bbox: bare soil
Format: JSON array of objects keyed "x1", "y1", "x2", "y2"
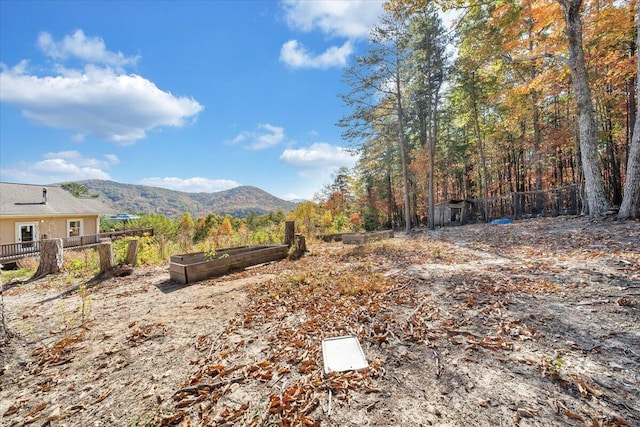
[{"x1": 1, "y1": 216, "x2": 639, "y2": 426}]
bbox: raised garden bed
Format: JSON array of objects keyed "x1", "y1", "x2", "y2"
[
  {"x1": 316, "y1": 233, "x2": 344, "y2": 242},
  {"x1": 342, "y1": 230, "x2": 394, "y2": 245},
  {"x1": 170, "y1": 245, "x2": 288, "y2": 284}
]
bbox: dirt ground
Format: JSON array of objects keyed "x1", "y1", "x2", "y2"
[{"x1": 1, "y1": 216, "x2": 639, "y2": 426}]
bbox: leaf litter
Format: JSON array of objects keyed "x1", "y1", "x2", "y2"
[{"x1": 1, "y1": 216, "x2": 638, "y2": 426}]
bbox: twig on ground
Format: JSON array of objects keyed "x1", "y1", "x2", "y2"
[
  {"x1": 206, "y1": 329, "x2": 227, "y2": 359},
  {"x1": 576, "y1": 299, "x2": 609, "y2": 306},
  {"x1": 383, "y1": 281, "x2": 413, "y2": 295},
  {"x1": 433, "y1": 350, "x2": 441, "y2": 379},
  {"x1": 173, "y1": 376, "x2": 244, "y2": 397},
  {"x1": 406, "y1": 298, "x2": 429, "y2": 322}
]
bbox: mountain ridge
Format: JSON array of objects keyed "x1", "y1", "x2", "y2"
[{"x1": 69, "y1": 180, "x2": 297, "y2": 218}]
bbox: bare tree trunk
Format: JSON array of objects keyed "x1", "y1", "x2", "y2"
[
  {"x1": 386, "y1": 169, "x2": 394, "y2": 228},
  {"x1": 619, "y1": 2, "x2": 640, "y2": 220},
  {"x1": 396, "y1": 65, "x2": 412, "y2": 233},
  {"x1": 428, "y1": 88, "x2": 440, "y2": 230},
  {"x1": 97, "y1": 241, "x2": 114, "y2": 274},
  {"x1": 470, "y1": 73, "x2": 490, "y2": 222},
  {"x1": 428, "y1": 134, "x2": 436, "y2": 230},
  {"x1": 533, "y1": 100, "x2": 544, "y2": 213},
  {"x1": 32, "y1": 239, "x2": 64, "y2": 280},
  {"x1": 559, "y1": 0, "x2": 611, "y2": 215}
]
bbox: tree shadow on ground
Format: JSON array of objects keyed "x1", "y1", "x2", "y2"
[
  {"x1": 33, "y1": 266, "x2": 133, "y2": 305},
  {"x1": 155, "y1": 279, "x2": 187, "y2": 294}
]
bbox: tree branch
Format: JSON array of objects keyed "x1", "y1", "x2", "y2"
[{"x1": 501, "y1": 52, "x2": 568, "y2": 65}]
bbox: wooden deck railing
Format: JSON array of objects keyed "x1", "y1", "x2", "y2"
[{"x1": 0, "y1": 228, "x2": 154, "y2": 264}]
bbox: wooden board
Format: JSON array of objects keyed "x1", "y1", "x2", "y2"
[
  {"x1": 169, "y1": 246, "x2": 257, "y2": 265},
  {"x1": 170, "y1": 245, "x2": 288, "y2": 284},
  {"x1": 317, "y1": 233, "x2": 344, "y2": 242},
  {"x1": 342, "y1": 230, "x2": 394, "y2": 245}
]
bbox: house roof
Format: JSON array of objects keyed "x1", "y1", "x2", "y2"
[{"x1": 0, "y1": 182, "x2": 116, "y2": 217}]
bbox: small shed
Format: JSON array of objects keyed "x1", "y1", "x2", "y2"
[{"x1": 432, "y1": 200, "x2": 474, "y2": 226}]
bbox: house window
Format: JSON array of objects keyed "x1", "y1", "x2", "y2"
[{"x1": 68, "y1": 219, "x2": 83, "y2": 237}]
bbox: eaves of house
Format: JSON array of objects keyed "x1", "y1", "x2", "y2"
[{"x1": 0, "y1": 182, "x2": 115, "y2": 217}]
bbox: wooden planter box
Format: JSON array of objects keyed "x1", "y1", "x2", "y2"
[
  {"x1": 317, "y1": 233, "x2": 344, "y2": 242},
  {"x1": 342, "y1": 230, "x2": 394, "y2": 245},
  {"x1": 170, "y1": 245, "x2": 288, "y2": 284}
]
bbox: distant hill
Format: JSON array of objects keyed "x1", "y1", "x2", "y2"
[{"x1": 69, "y1": 180, "x2": 297, "y2": 218}]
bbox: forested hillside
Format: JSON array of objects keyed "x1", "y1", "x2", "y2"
[
  {"x1": 74, "y1": 180, "x2": 297, "y2": 217},
  {"x1": 318, "y1": 0, "x2": 639, "y2": 232}
]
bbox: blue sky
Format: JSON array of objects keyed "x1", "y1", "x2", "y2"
[{"x1": 0, "y1": 0, "x2": 386, "y2": 201}]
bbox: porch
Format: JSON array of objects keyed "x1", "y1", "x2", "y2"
[{"x1": 0, "y1": 228, "x2": 154, "y2": 264}]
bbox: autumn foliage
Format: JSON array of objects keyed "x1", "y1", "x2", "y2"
[{"x1": 328, "y1": 0, "x2": 639, "y2": 226}]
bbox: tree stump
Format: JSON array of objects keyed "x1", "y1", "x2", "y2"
[
  {"x1": 284, "y1": 221, "x2": 295, "y2": 247},
  {"x1": 97, "y1": 241, "x2": 114, "y2": 273},
  {"x1": 32, "y1": 239, "x2": 63, "y2": 279},
  {"x1": 289, "y1": 234, "x2": 307, "y2": 260},
  {"x1": 125, "y1": 239, "x2": 140, "y2": 266}
]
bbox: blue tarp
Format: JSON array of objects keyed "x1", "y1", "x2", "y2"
[
  {"x1": 490, "y1": 218, "x2": 513, "y2": 225},
  {"x1": 106, "y1": 213, "x2": 140, "y2": 221}
]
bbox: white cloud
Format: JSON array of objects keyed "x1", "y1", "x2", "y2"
[
  {"x1": 71, "y1": 133, "x2": 85, "y2": 142},
  {"x1": 227, "y1": 123, "x2": 286, "y2": 150},
  {"x1": 281, "y1": 193, "x2": 303, "y2": 201},
  {"x1": 254, "y1": 124, "x2": 285, "y2": 149},
  {"x1": 279, "y1": 141, "x2": 358, "y2": 201},
  {"x1": 280, "y1": 142, "x2": 358, "y2": 168},
  {"x1": 279, "y1": 1, "x2": 384, "y2": 70},
  {"x1": 0, "y1": 30, "x2": 203, "y2": 144},
  {"x1": 104, "y1": 154, "x2": 120, "y2": 165},
  {"x1": 42, "y1": 150, "x2": 120, "y2": 169},
  {"x1": 8, "y1": 59, "x2": 29, "y2": 74},
  {"x1": 0, "y1": 65, "x2": 203, "y2": 144},
  {"x1": 280, "y1": 40, "x2": 352, "y2": 69},
  {"x1": 43, "y1": 150, "x2": 81, "y2": 161},
  {"x1": 38, "y1": 30, "x2": 140, "y2": 69},
  {"x1": 230, "y1": 131, "x2": 250, "y2": 145},
  {"x1": 0, "y1": 151, "x2": 118, "y2": 184},
  {"x1": 138, "y1": 177, "x2": 240, "y2": 193},
  {"x1": 282, "y1": 0, "x2": 384, "y2": 39}
]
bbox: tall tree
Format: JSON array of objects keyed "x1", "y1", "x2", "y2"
[
  {"x1": 318, "y1": 166, "x2": 354, "y2": 217},
  {"x1": 451, "y1": 2, "x2": 502, "y2": 222},
  {"x1": 340, "y1": 9, "x2": 414, "y2": 231},
  {"x1": 177, "y1": 212, "x2": 195, "y2": 249},
  {"x1": 60, "y1": 182, "x2": 98, "y2": 198},
  {"x1": 407, "y1": 5, "x2": 449, "y2": 229},
  {"x1": 355, "y1": 125, "x2": 402, "y2": 228},
  {"x1": 495, "y1": 0, "x2": 558, "y2": 213},
  {"x1": 618, "y1": 2, "x2": 640, "y2": 219},
  {"x1": 390, "y1": 0, "x2": 614, "y2": 216},
  {"x1": 219, "y1": 216, "x2": 234, "y2": 236},
  {"x1": 558, "y1": 0, "x2": 611, "y2": 215}
]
